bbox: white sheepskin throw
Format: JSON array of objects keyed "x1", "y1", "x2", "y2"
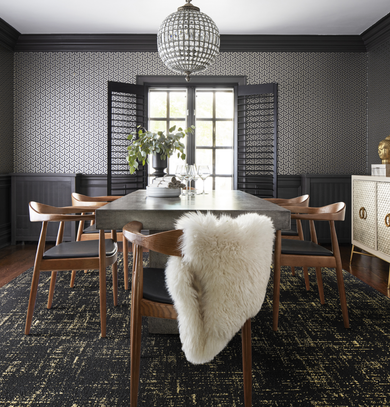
[{"x1": 165, "y1": 211, "x2": 275, "y2": 365}]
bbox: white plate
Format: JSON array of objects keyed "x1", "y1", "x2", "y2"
[{"x1": 146, "y1": 186, "x2": 181, "y2": 198}]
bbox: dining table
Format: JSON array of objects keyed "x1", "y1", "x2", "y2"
[{"x1": 95, "y1": 189, "x2": 291, "y2": 333}]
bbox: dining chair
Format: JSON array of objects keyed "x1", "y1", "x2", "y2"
[
  {"x1": 265, "y1": 195, "x2": 310, "y2": 288},
  {"x1": 71, "y1": 193, "x2": 131, "y2": 290},
  {"x1": 25, "y1": 201, "x2": 118, "y2": 337},
  {"x1": 272, "y1": 202, "x2": 349, "y2": 331},
  {"x1": 123, "y1": 211, "x2": 275, "y2": 406}
]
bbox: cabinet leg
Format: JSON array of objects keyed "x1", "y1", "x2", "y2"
[{"x1": 349, "y1": 245, "x2": 355, "y2": 264}]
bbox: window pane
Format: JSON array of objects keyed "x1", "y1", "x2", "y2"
[
  {"x1": 215, "y1": 177, "x2": 232, "y2": 190},
  {"x1": 149, "y1": 120, "x2": 166, "y2": 133},
  {"x1": 195, "y1": 149, "x2": 213, "y2": 168},
  {"x1": 149, "y1": 92, "x2": 167, "y2": 118},
  {"x1": 216, "y1": 149, "x2": 233, "y2": 175},
  {"x1": 196, "y1": 92, "x2": 213, "y2": 118},
  {"x1": 170, "y1": 92, "x2": 187, "y2": 118},
  {"x1": 216, "y1": 121, "x2": 233, "y2": 146},
  {"x1": 216, "y1": 92, "x2": 234, "y2": 118},
  {"x1": 169, "y1": 120, "x2": 186, "y2": 132},
  {"x1": 195, "y1": 121, "x2": 213, "y2": 147}
]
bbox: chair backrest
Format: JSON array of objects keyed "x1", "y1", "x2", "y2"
[
  {"x1": 29, "y1": 201, "x2": 97, "y2": 223},
  {"x1": 287, "y1": 202, "x2": 345, "y2": 221},
  {"x1": 123, "y1": 221, "x2": 183, "y2": 256},
  {"x1": 71, "y1": 193, "x2": 121, "y2": 207},
  {"x1": 265, "y1": 194, "x2": 309, "y2": 207}
]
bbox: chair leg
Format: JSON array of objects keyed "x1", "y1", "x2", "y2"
[
  {"x1": 47, "y1": 271, "x2": 58, "y2": 309},
  {"x1": 25, "y1": 267, "x2": 41, "y2": 335},
  {"x1": 112, "y1": 262, "x2": 118, "y2": 307},
  {"x1": 335, "y1": 265, "x2": 350, "y2": 328},
  {"x1": 291, "y1": 266, "x2": 295, "y2": 276},
  {"x1": 70, "y1": 270, "x2": 76, "y2": 287},
  {"x1": 123, "y1": 235, "x2": 129, "y2": 290},
  {"x1": 99, "y1": 230, "x2": 107, "y2": 338},
  {"x1": 315, "y1": 267, "x2": 325, "y2": 304},
  {"x1": 273, "y1": 230, "x2": 282, "y2": 331},
  {"x1": 242, "y1": 319, "x2": 252, "y2": 407},
  {"x1": 303, "y1": 267, "x2": 310, "y2": 290}
]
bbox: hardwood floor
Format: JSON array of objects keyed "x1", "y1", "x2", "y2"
[{"x1": 0, "y1": 242, "x2": 389, "y2": 297}]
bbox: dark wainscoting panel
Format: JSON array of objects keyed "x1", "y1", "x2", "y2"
[
  {"x1": 5, "y1": 173, "x2": 351, "y2": 246},
  {"x1": 75, "y1": 174, "x2": 108, "y2": 197},
  {"x1": 0, "y1": 174, "x2": 11, "y2": 248},
  {"x1": 301, "y1": 174, "x2": 351, "y2": 244},
  {"x1": 277, "y1": 175, "x2": 302, "y2": 199},
  {"x1": 11, "y1": 173, "x2": 76, "y2": 244}
]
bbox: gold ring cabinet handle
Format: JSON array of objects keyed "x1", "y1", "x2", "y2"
[
  {"x1": 385, "y1": 214, "x2": 390, "y2": 227},
  {"x1": 359, "y1": 207, "x2": 367, "y2": 220}
]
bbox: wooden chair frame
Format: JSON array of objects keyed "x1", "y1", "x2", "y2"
[
  {"x1": 123, "y1": 221, "x2": 253, "y2": 407},
  {"x1": 273, "y1": 202, "x2": 349, "y2": 331},
  {"x1": 266, "y1": 195, "x2": 311, "y2": 288},
  {"x1": 71, "y1": 193, "x2": 131, "y2": 290},
  {"x1": 25, "y1": 201, "x2": 118, "y2": 338}
]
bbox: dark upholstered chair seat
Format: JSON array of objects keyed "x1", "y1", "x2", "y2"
[
  {"x1": 281, "y1": 229, "x2": 299, "y2": 237},
  {"x1": 43, "y1": 239, "x2": 117, "y2": 259},
  {"x1": 281, "y1": 239, "x2": 333, "y2": 256},
  {"x1": 143, "y1": 268, "x2": 173, "y2": 304}
]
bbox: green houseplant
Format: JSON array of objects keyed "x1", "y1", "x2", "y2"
[{"x1": 126, "y1": 125, "x2": 195, "y2": 174}]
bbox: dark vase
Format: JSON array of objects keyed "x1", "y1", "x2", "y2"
[{"x1": 151, "y1": 154, "x2": 168, "y2": 177}]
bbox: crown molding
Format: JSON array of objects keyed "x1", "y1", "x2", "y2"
[
  {"x1": 220, "y1": 35, "x2": 365, "y2": 52},
  {"x1": 14, "y1": 34, "x2": 158, "y2": 52},
  {"x1": 0, "y1": 18, "x2": 20, "y2": 51},
  {"x1": 13, "y1": 33, "x2": 366, "y2": 53},
  {"x1": 362, "y1": 12, "x2": 390, "y2": 49}
]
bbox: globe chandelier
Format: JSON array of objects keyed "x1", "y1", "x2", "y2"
[{"x1": 157, "y1": 0, "x2": 220, "y2": 82}]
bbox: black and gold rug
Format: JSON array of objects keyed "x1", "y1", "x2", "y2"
[{"x1": 1, "y1": 254, "x2": 389, "y2": 406}]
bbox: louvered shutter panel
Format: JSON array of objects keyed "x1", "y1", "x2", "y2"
[
  {"x1": 236, "y1": 83, "x2": 278, "y2": 198},
  {"x1": 107, "y1": 81, "x2": 147, "y2": 195}
]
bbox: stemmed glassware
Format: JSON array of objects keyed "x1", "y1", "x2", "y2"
[
  {"x1": 197, "y1": 165, "x2": 211, "y2": 194},
  {"x1": 186, "y1": 165, "x2": 197, "y2": 196},
  {"x1": 175, "y1": 165, "x2": 187, "y2": 196}
]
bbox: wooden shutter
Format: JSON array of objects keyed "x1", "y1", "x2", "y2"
[
  {"x1": 107, "y1": 81, "x2": 147, "y2": 195},
  {"x1": 236, "y1": 83, "x2": 278, "y2": 198}
]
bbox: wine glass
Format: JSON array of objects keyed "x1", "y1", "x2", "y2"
[
  {"x1": 175, "y1": 165, "x2": 187, "y2": 196},
  {"x1": 186, "y1": 165, "x2": 197, "y2": 196},
  {"x1": 197, "y1": 165, "x2": 211, "y2": 194}
]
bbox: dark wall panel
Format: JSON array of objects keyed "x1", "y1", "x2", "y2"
[{"x1": 0, "y1": 175, "x2": 11, "y2": 248}]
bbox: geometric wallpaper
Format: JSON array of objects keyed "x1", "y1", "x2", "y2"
[
  {"x1": 367, "y1": 33, "x2": 390, "y2": 168},
  {"x1": 14, "y1": 51, "x2": 368, "y2": 175},
  {"x1": 0, "y1": 45, "x2": 13, "y2": 174}
]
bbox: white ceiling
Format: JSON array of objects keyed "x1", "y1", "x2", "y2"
[{"x1": 0, "y1": 0, "x2": 390, "y2": 36}]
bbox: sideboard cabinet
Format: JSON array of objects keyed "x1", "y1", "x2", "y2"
[{"x1": 351, "y1": 175, "x2": 390, "y2": 287}]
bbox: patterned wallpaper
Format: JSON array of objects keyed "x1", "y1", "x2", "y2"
[
  {"x1": 14, "y1": 51, "x2": 368, "y2": 175},
  {"x1": 367, "y1": 35, "x2": 390, "y2": 168},
  {"x1": 0, "y1": 46, "x2": 13, "y2": 173}
]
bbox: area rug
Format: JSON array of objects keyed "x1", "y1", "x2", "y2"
[{"x1": 1, "y1": 254, "x2": 389, "y2": 406}]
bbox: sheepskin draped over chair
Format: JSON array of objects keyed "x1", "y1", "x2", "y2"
[
  {"x1": 165, "y1": 211, "x2": 275, "y2": 364},
  {"x1": 123, "y1": 211, "x2": 275, "y2": 406}
]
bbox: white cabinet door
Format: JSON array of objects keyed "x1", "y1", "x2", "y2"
[
  {"x1": 353, "y1": 179, "x2": 376, "y2": 250},
  {"x1": 377, "y1": 182, "x2": 390, "y2": 256}
]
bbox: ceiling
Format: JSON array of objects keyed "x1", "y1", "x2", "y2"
[{"x1": 0, "y1": 0, "x2": 390, "y2": 36}]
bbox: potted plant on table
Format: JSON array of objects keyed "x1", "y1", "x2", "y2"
[{"x1": 126, "y1": 125, "x2": 195, "y2": 176}]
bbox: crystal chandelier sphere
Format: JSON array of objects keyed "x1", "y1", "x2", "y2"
[{"x1": 157, "y1": 5, "x2": 220, "y2": 81}]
